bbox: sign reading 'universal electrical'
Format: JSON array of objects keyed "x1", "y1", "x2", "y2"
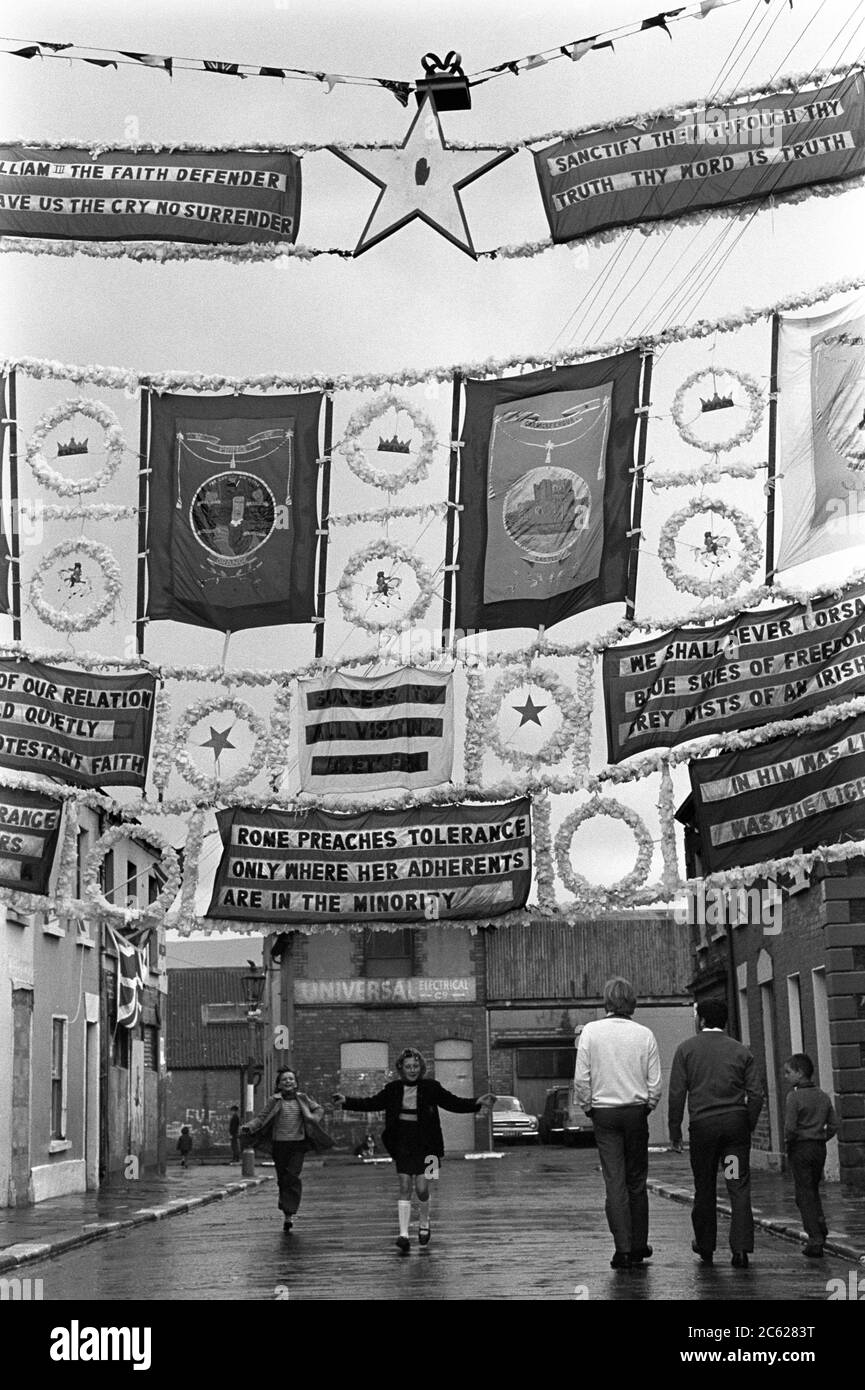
[
  {"x1": 0, "y1": 146, "x2": 301, "y2": 244},
  {"x1": 295, "y1": 977, "x2": 476, "y2": 1005},
  {"x1": 689, "y1": 711, "x2": 865, "y2": 874},
  {"x1": 0, "y1": 659, "x2": 157, "y2": 788},
  {"x1": 603, "y1": 582, "x2": 865, "y2": 762},
  {"x1": 534, "y1": 72, "x2": 865, "y2": 244},
  {"x1": 207, "y1": 799, "x2": 532, "y2": 924},
  {"x1": 0, "y1": 785, "x2": 63, "y2": 894}
]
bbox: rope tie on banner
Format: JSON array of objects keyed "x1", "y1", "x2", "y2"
[
  {"x1": 626, "y1": 528, "x2": 644, "y2": 539},
  {"x1": 450, "y1": 440, "x2": 465, "y2": 451}
]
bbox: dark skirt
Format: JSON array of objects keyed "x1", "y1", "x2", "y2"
[{"x1": 392, "y1": 1120, "x2": 434, "y2": 1176}]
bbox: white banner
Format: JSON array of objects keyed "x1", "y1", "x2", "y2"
[
  {"x1": 777, "y1": 293, "x2": 865, "y2": 572},
  {"x1": 297, "y1": 668, "x2": 454, "y2": 793}
]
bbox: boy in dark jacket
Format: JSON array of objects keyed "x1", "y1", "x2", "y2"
[
  {"x1": 177, "y1": 1126, "x2": 193, "y2": 1168},
  {"x1": 783, "y1": 1053, "x2": 838, "y2": 1258}
]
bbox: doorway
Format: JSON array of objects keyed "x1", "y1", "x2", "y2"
[{"x1": 433, "y1": 1039, "x2": 474, "y2": 1152}]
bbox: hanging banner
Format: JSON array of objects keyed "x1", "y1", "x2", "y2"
[
  {"x1": 603, "y1": 581, "x2": 865, "y2": 761},
  {"x1": 534, "y1": 73, "x2": 865, "y2": 245},
  {"x1": 0, "y1": 658, "x2": 157, "y2": 787},
  {"x1": 145, "y1": 391, "x2": 322, "y2": 633},
  {"x1": 776, "y1": 293, "x2": 865, "y2": 573},
  {"x1": 0, "y1": 146, "x2": 301, "y2": 244},
  {"x1": 689, "y1": 711, "x2": 865, "y2": 873},
  {"x1": 207, "y1": 798, "x2": 532, "y2": 924},
  {"x1": 0, "y1": 373, "x2": 9, "y2": 616},
  {"x1": 298, "y1": 668, "x2": 454, "y2": 792},
  {"x1": 456, "y1": 353, "x2": 642, "y2": 633},
  {"x1": 0, "y1": 784, "x2": 63, "y2": 893}
]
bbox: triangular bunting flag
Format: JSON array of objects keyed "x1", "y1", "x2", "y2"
[{"x1": 122, "y1": 51, "x2": 173, "y2": 75}]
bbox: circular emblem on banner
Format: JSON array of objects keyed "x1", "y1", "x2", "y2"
[
  {"x1": 657, "y1": 497, "x2": 762, "y2": 599},
  {"x1": 189, "y1": 471, "x2": 276, "y2": 568},
  {"x1": 502, "y1": 467, "x2": 590, "y2": 562}
]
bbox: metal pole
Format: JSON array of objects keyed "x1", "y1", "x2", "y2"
[
  {"x1": 764, "y1": 312, "x2": 780, "y2": 586},
  {"x1": 314, "y1": 390, "x2": 334, "y2": 659},
  {"x1": 625, "y1": 352, "x2": 653, "y2": 620},
  {"x1": 441, "y1": 372, "x2": 463, "y2": 649},
  {"x1": 8, "y1": 370, "x2": 21, "y2": 641},
  {"x1": 136, "y1": 387, "x2": 150, "y2": 656}
]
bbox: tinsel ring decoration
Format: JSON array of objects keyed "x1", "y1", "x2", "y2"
[
  {"x1": 26, "y1": 396, "x2": 126, "y2": 495},
  {"x1": 658, "y1": 496, "x2": 762, "y2": 600},
  {"x1": 555, "y1": 797, "x2": 654, "y2": 908},
  {"x1": 671, "y1": 367, "x2": 765, "y2": 454},
  {"x1": 483, "y1": 666, "x2": 585, "y2": 771},
  {"x1": 172, "y1": 695, "x2": 268, "y2": 795},
  {"x1": 82, "y1": 823, "x2": 181, "y2": 924},
  {"x1": 336, "y1": 539, "x2": 435, "y2": 632},
  {"x1": 338, "y1": 392, "x2": 437, "y2": 492},
  {"x1": 29, "y1": 537, "x2": 123, "y2": 633}
]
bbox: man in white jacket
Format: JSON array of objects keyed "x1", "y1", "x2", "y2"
[{"x1": 575, "y1": 977, "x2": 662, "y2": 1269}]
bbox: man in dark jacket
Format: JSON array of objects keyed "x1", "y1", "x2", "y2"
[
  {"x1": 333, "y1": 1047, "x2": 494, "y2": 1253},
  {"x1": 668, "y1": 998, "x2": 764, "y2": 1268}
]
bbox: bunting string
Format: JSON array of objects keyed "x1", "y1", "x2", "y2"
[{"x1": 0, "y1": 0, "x2": 755, "y2": 103}]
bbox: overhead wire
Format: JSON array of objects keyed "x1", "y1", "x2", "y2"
[
  {"x1": 571, "y1": 0, "x2": 785, "y2": 349},
  {"x1": 601, "y1": 2, "x2": 864, "y2": 348}
]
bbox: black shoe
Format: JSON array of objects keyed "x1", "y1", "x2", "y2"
[
  {"x1": 731, "y1": 1252, "x2": 749, "y2": 1269},
  {"x1": 610, "y1": 1251, "x2": 631, "y2": 1269},
  {"x1": 630, "y1": 1245, "x2": 653, "y2": 1264},
  {"x1": 803, "y1": 1244, "x2": 824, "y2": 1258},
  {"x1": 418, "y1": 1227, "x2": 431, "y2": 1246},
  {"x1": 396, "y1": 1236, "x2": 411, "y2": 1254},
  {"x1": 283, "y1": 1219, "x2": 293, "y2": 1232},
  {"x1": 691, "y1": 1240, "x2": 713, "y2": 1265}
]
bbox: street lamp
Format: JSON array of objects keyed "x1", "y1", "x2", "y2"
[{"x1": 240, "y1": 965, "x2": 267, "y2": 1121}]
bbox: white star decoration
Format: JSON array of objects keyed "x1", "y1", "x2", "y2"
[{"x1": 331, "y1": 95, "x2": 513, "y2": 258}]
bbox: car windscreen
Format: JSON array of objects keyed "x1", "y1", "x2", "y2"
[{"x1": 494, "y1": 1098, "x2": 522, "y2": 1111}]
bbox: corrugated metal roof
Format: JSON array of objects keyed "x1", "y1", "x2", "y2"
[
  {"x1": 166, "y1": 967, "x2": 263, "y2": 1069},
  {"x1": 485, "y1": 915, "x2": 693, "y2": 1002}
]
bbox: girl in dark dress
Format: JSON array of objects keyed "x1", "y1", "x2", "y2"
[{"x1": 333, "y1": 1047, "x2": 495, "y2": 1253}]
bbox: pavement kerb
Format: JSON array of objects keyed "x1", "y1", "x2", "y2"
[
  {"x1": 646, "y1": 1178, "x2": 863, "y2": 1264},
  {"x1": 0, "y1": 1174, "x2": 272, "y2": 1275}
]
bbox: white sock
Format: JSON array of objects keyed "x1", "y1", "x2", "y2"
[
  {"x1": 418, "y1": 1196, "x2": 431, "y2": 1230},
  {"x1": 398, "y1": 1200, "x2": 411, "y2": 1237}
]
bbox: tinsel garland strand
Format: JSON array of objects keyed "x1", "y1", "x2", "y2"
[{"x1": 4, "y1": 275, "x2": 863, "y2": 394}]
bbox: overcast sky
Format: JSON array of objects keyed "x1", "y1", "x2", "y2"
[{"x1": 1, "y1": 0, "x2": 863, "y2": 917}]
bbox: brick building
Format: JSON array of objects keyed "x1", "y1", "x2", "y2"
[
  {"x1": 269, "y1": 924, "x2": 488, "y2": 1152},
  {"x1": 485, "y1": 913, "x2": 694, "y2": 1145},
  {"x1": 680, "y1": 803, "x2": 865, "y2": 1193},
  {"x1": 165, "y1": 966, "x2": 263, "y2": 1154}
]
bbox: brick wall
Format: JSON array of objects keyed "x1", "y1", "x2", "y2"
[
  {"x1": 292, "y1": 1003, "x2": 488, "y2": 1151},
  {"x1": 283, "y1": 925, "x2": 488, "y2": 1151},
  {"x1": 824, "y1": 865, "x2": 865, "y2": 1195}
]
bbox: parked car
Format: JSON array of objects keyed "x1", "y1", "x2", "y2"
[
  {"x1": 492, "y1": 1095, "x2": 539, "y2": 1143},
  {"x1": 538, "y1": 1085, "x2": 594, "y2": 1146}
]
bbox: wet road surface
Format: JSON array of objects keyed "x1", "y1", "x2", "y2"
[{"x1": 20, "y1": 1146, "x2": 860, "y2": 1300}]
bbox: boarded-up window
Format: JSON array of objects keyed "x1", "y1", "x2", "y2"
[{"x1": 515, "y1": 1047, "x2": 575, "y2": 1079}]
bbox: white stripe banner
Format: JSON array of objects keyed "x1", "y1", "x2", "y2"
[{"x1": 297, "y1": 668, "x2": 454, "y2": 792}]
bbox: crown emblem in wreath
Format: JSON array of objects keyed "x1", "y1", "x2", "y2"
[
  {"x1": 700, "y1": 392, "x2": 734, "y2": 413},
  {"x1": 377, "y1": 434, "x2": 412, "y2": 453},
  {"x1": 57, "y1": 436, "x2": 90, "y2": 456}
]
